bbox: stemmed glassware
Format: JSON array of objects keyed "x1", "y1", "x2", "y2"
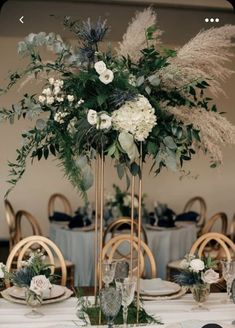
[
  {"x1": 102, "y1": 261, "x2": 116, "y2": 288},
  {"x1": 116, "y1": 277, "x2": 136, "y2": 328},
  {"x1": 100, "y1": 287, "x2": 122, "y2": 328},
  {"x1": 25, "y1": 289, "x2": 44, "y2": 318},
  {"x1": 221, "y1": 260, "x2": 235, "y2": 303}
]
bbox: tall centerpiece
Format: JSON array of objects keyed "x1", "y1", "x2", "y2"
[{"x1": 1, "y1": 8, "x2": 235, "y2": 321}]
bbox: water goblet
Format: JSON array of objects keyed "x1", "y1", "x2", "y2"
[
  {"x1": 221, "y1": 260, "x2": 235, "y2": 303},
  {"x1": 25, "y1": 289, "x2": 44, "y2": 318},
  {"x1": 116, "y1": 277, "x2": 136, "y2": 328},
  {"x1": 100, "y1": 287, "x2": 122, "y2": 328},
  {"x1": 102, "y1": 261, "x2": 116, "y2": 288}
]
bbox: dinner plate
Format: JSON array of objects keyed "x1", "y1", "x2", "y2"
[
  {"x1": 166, "y1": 321, "x2": 231, "y2": 328},
  {"x1": 141, "y1": 286, "x2": 187, "y2": 301},
  {"x1": 145, "y1": 224, "x2": 180, "y2": 231},
  {"x1": 140, "y1": 278, "x2": 181, "y2": 296},
  {"x1": 8, "y1": 284, "x2": 65, "y2": 300},
  {"x1": 1, "y1": 286, "x2": 73, "y2": 305}
]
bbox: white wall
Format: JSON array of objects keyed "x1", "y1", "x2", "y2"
[{"x1": 0, "y1": 1, "x2": 235, "y2": 239}]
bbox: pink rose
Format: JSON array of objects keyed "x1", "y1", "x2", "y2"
[{"x1": 202, "y1": 269, "x2": 220, "y2": 284}]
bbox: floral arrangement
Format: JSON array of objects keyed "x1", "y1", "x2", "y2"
[
  {"x1": 105, "y1": 184, "x2": 146, "y2": 218},
  {"x1": 4, "y1": 251, "x2": 54, "y2": 300},
  {"x1": 1, "y1": 8, "x2": 235, "y2": 200},
  {"x1": 175, "y1": 255, "x2": 219, "y2": 287}
]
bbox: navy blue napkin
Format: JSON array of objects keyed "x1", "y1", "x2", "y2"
[
  {"x1": 49, "y1": 211, "x2": 72, "y2": 222},
  {"x1": 175, "y1": 211, "x2": 199, "y2": 222}
]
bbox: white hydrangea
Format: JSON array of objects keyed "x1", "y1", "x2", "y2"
[
  {"x1": 67, "y1": 117, "x2": 78, "y2": 134},
  {"x1": 54, "y1": 111, "x2": 68, "y2": 124},
  {"x1": 112, "y1": 95, "x2": 157, "y2": 141},
  {"x1": 46, "y1": 96, "x2": 54, "y2": 105}
]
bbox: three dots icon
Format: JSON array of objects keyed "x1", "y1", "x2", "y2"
[{"x1": 205, "y1": 18, "x2": 220, "y2": 23}]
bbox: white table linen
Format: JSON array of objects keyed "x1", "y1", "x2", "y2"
[
  {"x1": 49, "y1": 223, "x2": 197, "y2": 286},
  {"x1": 0, "y1": 293, "x2": 234, "y2": 327}
]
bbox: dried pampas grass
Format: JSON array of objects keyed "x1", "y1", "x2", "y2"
[
  {"x1": 166, "y1": 106, "x2": 235, "y2": 163},
  {"x1": 158, "y1": 25, "x2": 235, "y2": 96},
  {"x1": 116, "y1": 7, "x2": 162, "y2": 63}
]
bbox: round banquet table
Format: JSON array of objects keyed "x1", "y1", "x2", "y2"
[{"x1": 49, "y1": 222, "x2": 197, "y2": 286}]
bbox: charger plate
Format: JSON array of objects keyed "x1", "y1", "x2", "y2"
[
  {"x1": 141, "y1": 287, "x2": 187, "y2": 301},
  {"x1": 9, "y1": 284, "x2": 65, "y2": 300},
  {"x1": 140, "y1": 279, "x2": 181, "y2": 296},
  {"x1": 1, "y1": 286, "x2": 73, "y2": 305}
]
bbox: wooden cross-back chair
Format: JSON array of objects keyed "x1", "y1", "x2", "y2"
[
  {"x1": 4, "y1": 199, "x2": 17, "y2": 251},
  {"x1": 103, "y1": 217, "x2": 148, "y2": 246},
  {"x1": 101, "y1": 234, "x2": 157, "y2": 279},
  {"x1": 5, "y1": 235, "x2": 67, "y2": 288},
  {"x1": 202, "y1": 212, "x2": 228, "y2": 235},
  {"x1": 183, "y1": 196, "x2": 207, "y2": 233},
  {"x1": 48, "y1": 193, "x2": 73, "y2": 218},
  {"x1": 15, "y1": 210, "x2": 43, "y2": 243}
]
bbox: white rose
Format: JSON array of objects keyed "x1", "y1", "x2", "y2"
[
  {"x1": 190, "y1": 259, "x2": 205, "y2": 272},
  {"x1": 99, "y1": 69, "x2": 114, "y2": 85},
  {"x1": 38, "y1": 95, "x2": 46, "y2": 103},
  {"x1": 67, "y1": 95, "x2": 74, "y2": 102},
  {"x1": 30, "y1": 275, "x2": 52, "y2": 297},
  {"x1": 133, "y1": 196, "x2": 139, "y2": 208},
  {"x1": 123, "y1": 195, "x2": 131, "y2": 207},
  {"x1": 42, "y1": 88, "x2": 52, "y2": 96},
  {"x1": 98, "y1": 113, "x2": 112, "y2": 130},
  {"x1": 94, "y1": 60, "x2": 107, "y2": 75},
  {"x1": 48, "y1": 77, "x2": 55, "y2": 85},
  {"x1": 202, "y1": 269, "x2": 220, "y2": 284},
  {"x1": 0, "y1": 262, "x2": 5, "y2": 279},
  {"x1": 87, "y1": 109, "x2": 98, "y2": 125},
  {"x1": 46, "y1": 96, "x2": 54, "y2": 105}
]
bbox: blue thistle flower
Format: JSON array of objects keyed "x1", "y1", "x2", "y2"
[
  {"x1": 79, "y1": 18, "x2": 108, "y2": 44},
  {"x1": 110, "y1": 89, "x2": 138, "y2": 108}
]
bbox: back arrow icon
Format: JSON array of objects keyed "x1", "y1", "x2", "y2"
[{"x1": 19, "y1": 16, "x2": 24, "y2": 24}]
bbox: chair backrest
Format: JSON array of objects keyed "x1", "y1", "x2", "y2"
[
  {"x1": 189, "y1": 232, "x2": 235, "y2": 261},
  {"x1": 15, "y1": 210, "x2": 43, "y2": 243},
  {"x1": 102, "y1": 234, "x2": 156, "y2": 278},
  {"x1": 229, "y1": 214, "x2": 235, "y2": 242},
  {"x1": 202, "y1": 212, "x2": 228, "y2": 235},
  {"x1": 5, "y1": 235, "x2": 67, "y2": 287},
  {"x1": 48, "y1": 193, "x2": 73, "y2": 218},
  {"x1": 103, "y1": 217, "x2": 148, "y2": 246},
  {"x1": 183, "y1": 196, "x2": 207, "y2": 228},
  {"x1": 4, "y1": 199, "x2": 17, "y2": 251}
]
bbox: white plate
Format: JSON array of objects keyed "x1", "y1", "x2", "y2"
[
  {"x1": 1, "y1": 286, "x2": 73, "y2": 305},
  {"x1": 8, "y1": 284, "x2": 65, "y2": 300},
  {"x1": 140, "y1": 278, "x2": 181, "y2": 296},
  {"x1": 141, "y1": 287, "x2": 187, "y2": 301},
  {"x1": 145, "y1": 224, "x2": 179, "y2": 231}
]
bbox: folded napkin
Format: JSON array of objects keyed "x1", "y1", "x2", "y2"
[
  {"x1": 68, "y1": 214, "x2": 91, "y2": 229},
  {"x1": 175, "y1": 211, "x2": 199, "y2": 222},
  {"x1": 140, "y1": 278, "x2": 176, "y2": 295},
  {"x1": 49, "y1": 211, "x2": 72, "y2": 222}
]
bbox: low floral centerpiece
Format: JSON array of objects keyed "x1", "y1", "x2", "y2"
[
  {"x1": 4, "y1": 251, "x2": 54, "y2": 308},
  {"x1": 105, "y1": 184, "x2": 146, "y2": 219},
  {"x1": 176, "y1": 255, "x2": 219, "y2": 309}
]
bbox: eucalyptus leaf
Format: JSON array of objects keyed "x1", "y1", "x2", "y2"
[
  {"x1": 118, "y1": 132, "x2": 139, "y2": 162},
  {"x1": 163, "y1": 136, "x2": 177, "y2": 150}
]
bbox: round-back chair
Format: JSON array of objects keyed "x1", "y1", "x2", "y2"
[
  {"x1": 5, "y1": 235, "x2": 67, "y2": 287},
  {"x1": 103, "y1": 217, "x2": 148, "y2": 246},
  {"x1": 102, "y1": 234, "x2": 156, "y2": 279},
  {"x1": 183, "y1": 196, "x2": 207, "y2": 231},
  {"x1": 48, "y1": 193, "x2": 73, "y2": 218},
  {"x1": 190, "y1": 232, "x2": 235, "y2": 260},
  {"x1": 15, "y1": 210, "x2": 43, "y2": 243},
  {"x1": 4, "y1": 199, "x2": 17, "y2": 251},
  {"x1": 229, "y1": 214, "x2": 235, "y2": 242},
  {"x1": 202, "y1": 212, "x2": 228, "y2": 235}
]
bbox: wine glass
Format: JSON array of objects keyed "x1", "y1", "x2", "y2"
[
  {"x1": 25, "y1": 289, "x2": 44, "y2": 318},
  {"x1": 100, "y1": 287, "x2": 122, "y2": 328},
  {"x1": 102, "y1": 261, "x2": 116, "y2": 288},
  {"x1": 221, "y1": 260, "x2": 235, "y2": 303},
  {"x1": 115, "y1": 277, "x2": 136, "y2": 328}
]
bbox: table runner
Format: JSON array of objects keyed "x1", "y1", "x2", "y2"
[{"x1": 0, "y1": 293, "x2": 234, "y2": 327}]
